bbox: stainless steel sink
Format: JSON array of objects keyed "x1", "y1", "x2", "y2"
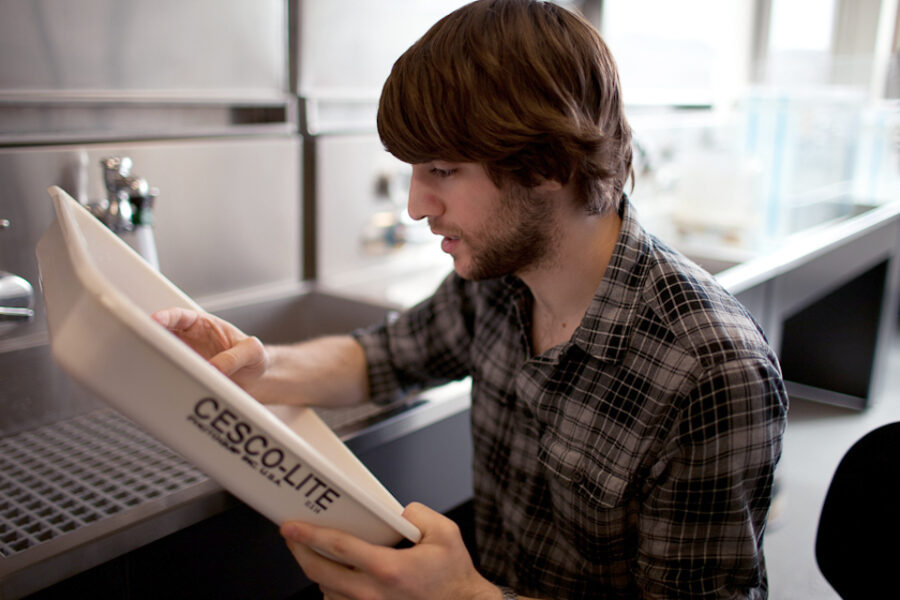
[
  {"x1": 787, "y1": 200, "x2": 877, "y2": 233},
  {"x1": 0, "y1": 289, "x2": 401, "y2": 438},
  {"x1": 210, "y1": 288, "x2": 396, "y2": 346},
  {"x1": 0, "y1": 288, "x2": 463, "y2": 598},
  {"x1": 673, "y1": 201, "x2": 881, "y2": 279},
  {"x1": 210, "y1": 289, "x2": 425, "y2": 436},
  {"x1": 684, "y1": 255, "x2": 742, "y2": 276}
]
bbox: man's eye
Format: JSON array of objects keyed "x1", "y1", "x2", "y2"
[{"x1": 430, "y1": 167, "x2": 456, "y2": 178}]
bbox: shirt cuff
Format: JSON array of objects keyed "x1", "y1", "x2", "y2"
[{"x1": 351, "y1": 323, "x2": 411, "y2": 406}]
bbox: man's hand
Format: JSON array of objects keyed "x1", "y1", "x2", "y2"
[
  {"x1": 152, "y1": 307, "x2": 268, "y2": 390},
  {"x1": 281, "y1": 502, "x2": 501, "y2": 600}
]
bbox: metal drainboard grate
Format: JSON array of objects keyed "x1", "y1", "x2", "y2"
[{"x1": 0, "y1": 409, "x2": 207, "y2": 558}]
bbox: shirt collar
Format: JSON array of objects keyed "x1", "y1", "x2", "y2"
[{"x1": 571, "y1": 195, "x2": 653, "y2": 363}]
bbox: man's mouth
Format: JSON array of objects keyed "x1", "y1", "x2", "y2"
[
  {"x1": 429, "y1": 221, "x2": 462, "y2": 254},
  {"x1": 440, "y1": 235, "x2": 461, "y2": 254}
]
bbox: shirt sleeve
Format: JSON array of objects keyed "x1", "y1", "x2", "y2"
[
  {"x1": 634, "y1": 356, "x2": 788, "y2": 598},
  {"x1": 351, "y1": 272, "x2": 475, "y2": 405}
]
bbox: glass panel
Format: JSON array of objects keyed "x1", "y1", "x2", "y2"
[{"x1": 601, "y1": 0, "x2": 749, "y2": 106}]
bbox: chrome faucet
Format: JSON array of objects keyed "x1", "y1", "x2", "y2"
[
  {"x1": 98, "y1": 157, "x2": 137, "y2": 233},
  {"x1": 85, "y1": 157, "x2": 160, "y2": 269},
  {"x1": 0, "y1": 218, "x2": 35, "y2": 334}
]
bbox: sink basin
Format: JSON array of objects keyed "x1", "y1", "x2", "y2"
[
  {"x1": 209, "y1": 289, "x2": 421, "y2": 435},
  {"x1": 668, "y1": 200, "x2": 881, "y2": 279},
  {"x1": 684, "y1": 255, "x2": 742, "y2": 275},
  {"x1": 787, "y1": 200, "x2": 877, "y2": 233},
  {"x1": 211, "y1": 289, "x2": 395, "y2": 346}
]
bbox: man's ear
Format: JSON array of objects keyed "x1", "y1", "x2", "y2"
[{"x1": 535, "y1": 178, "x2": 563, "y2": 192}]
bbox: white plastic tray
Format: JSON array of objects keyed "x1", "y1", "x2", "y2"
[{"x1": 36, "y1": 186, "x2": 421, "y2": 547}]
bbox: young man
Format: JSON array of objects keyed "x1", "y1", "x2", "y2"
[{"x1": 155, "y1": 1, "x2": 788, "y2": 598}]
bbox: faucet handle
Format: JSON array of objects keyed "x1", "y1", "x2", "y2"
[
  {"x1": 126, "y1": 179, "x2": 159, "y2": 227},
  {"x1": 0, "y1": 273, "x2": 35, "y2": 331},
  {"x1": 0, "y1": 218, "x2": 34, "y2": 335},
  {"x1": 101, "y1": 156, "x2": 133, "y2": 196},
  {"x1": 101, "y1": 156, "x2": 132, "y2": 177},
  {"x1": 96, "y1": 157, "x2": 160, "y2": 232},
  {"x1": 0, "y1": 306, "x2": 35, "y2": 321},
  {"x1": 0, "y1": 218, "x2": 35, "y2": 331}
]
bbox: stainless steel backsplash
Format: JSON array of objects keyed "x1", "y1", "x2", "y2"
[
  {"x1": 0, "y1": 137, "x2": 302, "y2": 435},
  {"x1": 0, "y1": 0, "x2": 286, "y2": 99}
]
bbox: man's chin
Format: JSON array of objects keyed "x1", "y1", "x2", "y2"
[
  {"x1": 452, "y1": 261, "x2": 512, "y2": 282},
  {"x1": 451, "y1": 262, "x2": 474, "y2": 281},
  {"x1": 451, "y1": 261, "x2": 478, "y2": 281}
]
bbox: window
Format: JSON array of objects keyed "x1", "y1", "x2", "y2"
[{"x1": 598, "y1": 0, "x2": 753, "y2": 107}]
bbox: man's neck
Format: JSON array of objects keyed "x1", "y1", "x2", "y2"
[{"x1": 519, "y1": 208, "x2": 622, "y2": 355}]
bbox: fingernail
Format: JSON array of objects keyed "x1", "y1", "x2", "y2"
[{"x1": 281, "y1": 521, "x2": 306, "y2": 541}]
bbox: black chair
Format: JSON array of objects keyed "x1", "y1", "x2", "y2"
[{"x1": 815, "y1": 421, "x2": 900, "y2": 599}]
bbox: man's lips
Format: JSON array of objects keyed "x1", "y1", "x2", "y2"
[
  {"x1": 439, "y1": 234, "x2": 461, "y2": 254},
  {"x1": 430, "y1": 221, "x2": 462, "y2": 254}
]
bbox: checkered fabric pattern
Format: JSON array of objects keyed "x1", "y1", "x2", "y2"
[{"x1": 354, "y1": 198, "x2": 788, "y2": 599}]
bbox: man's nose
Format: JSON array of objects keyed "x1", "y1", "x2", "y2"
[{"x1": 407, "y1": 170, "x2": 444, "y2": 221}]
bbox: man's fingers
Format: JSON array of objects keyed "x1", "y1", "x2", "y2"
[
  {"x1": 209, "y1": 335, "x2": 265, "y2": 377},
  {"x1": 281, "y1": 522, "x2": 384, "y2": 598},
  {"x1": 402, "y1": 501, "x2": 459, "y2": 542},
  {"x1": 151, "y1": 307, "x2": 199, "y2": 332},
  {"x1": 401, "y1": 501, "x2": 439, "y2": 526},
  {"x1": 281, "y1": 521, "x2": 390, "y2": 573},
  {"x1": 283, "y1": 538, "x2": 353, "y2": 586}
]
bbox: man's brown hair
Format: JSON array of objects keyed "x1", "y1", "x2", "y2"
[{"x1": 377, "y1": 0, "x2": 633, "y2": 214}]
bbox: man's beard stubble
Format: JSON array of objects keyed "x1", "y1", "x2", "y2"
[{"x1": 444, "y1": 184, "x2": 559, "y2": 281}]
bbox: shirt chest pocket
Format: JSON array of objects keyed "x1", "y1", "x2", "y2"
[{"x1": 537, "y1": 432, "x2": 636, "y2": 563}]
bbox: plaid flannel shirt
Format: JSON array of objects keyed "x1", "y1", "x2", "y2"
[{"x1": 354, "y1": 198, "x2": 788, "y2": 599}]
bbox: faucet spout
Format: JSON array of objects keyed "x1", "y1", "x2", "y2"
[{"x1": 88, "y1": 157, "x2": 160, "y2": 270}]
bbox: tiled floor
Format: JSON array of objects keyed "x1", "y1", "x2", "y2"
[{"x1": 765, "y1": 325, "x2": 900, "y2": 598}]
